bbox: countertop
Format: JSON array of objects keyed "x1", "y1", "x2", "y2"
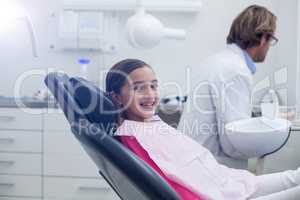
[
  {"x1": 0, "y1": 96, "x2": 58, "y2": 109},
  {"x1": 1, "y1": 97, "x2": 300, "y2": 132},
  {"x1": 291, "y1": 120, "x2": 300, "y2": 131}
]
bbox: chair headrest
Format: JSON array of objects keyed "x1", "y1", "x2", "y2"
[{"x1": 69, "y1": 77, "x2": 118, "y2": 133}]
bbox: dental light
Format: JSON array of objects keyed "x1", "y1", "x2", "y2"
[
  {"x1": 0, "y1": 1, "x2": 38, "y2": 57},
  {"x1": 125, "y1": 0, "x2": 186, "y2": 49}
]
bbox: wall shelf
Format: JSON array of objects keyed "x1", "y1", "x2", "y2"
[{"x1": 62, "y1": 0, "x2": 202, "y2": 13}]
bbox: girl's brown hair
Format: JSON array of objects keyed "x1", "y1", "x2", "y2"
[{"x1": 106, "y1": 59, "x2": 150, "y2": 94}]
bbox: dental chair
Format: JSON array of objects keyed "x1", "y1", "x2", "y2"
[{"x1": 44, "y1": 73, "x2": 205, "y2": 200}]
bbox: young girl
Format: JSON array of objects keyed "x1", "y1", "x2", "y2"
[{"x1": 106, "y1": 59, "x2": 300, "y2": 200}]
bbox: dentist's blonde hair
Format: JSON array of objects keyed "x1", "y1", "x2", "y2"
[{"x1": 227, "y1": 5, "x2": 277, "y2": 49}]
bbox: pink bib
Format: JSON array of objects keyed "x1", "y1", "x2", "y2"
[{"x1": 116, "y1": 136, "x2": 206, "y2": 200}]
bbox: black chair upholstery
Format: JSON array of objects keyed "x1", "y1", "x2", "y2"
[
  {"x1": 69, "y1": 77, "x2": 118, "y2": 134},
  {"x1": 44, "y1": 72, "x2": 181, "y2": 200}
]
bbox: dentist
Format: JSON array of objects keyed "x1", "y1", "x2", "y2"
[{"x1": 181, "y1": 5, "x2": 279, "y2": 169}]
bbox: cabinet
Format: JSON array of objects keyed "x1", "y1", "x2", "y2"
[
  {"x1": 0, "y1": 108, "x2": 119, "y2": 200},
  {"x1": 0, "y1": 108, "x2": 42, "y2": 199}
]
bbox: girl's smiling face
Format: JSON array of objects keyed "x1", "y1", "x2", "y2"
[{"x1": 115, "y1": 66, "x2": 159, "y2": 121}]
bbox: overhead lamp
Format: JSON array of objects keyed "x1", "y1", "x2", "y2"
[
  {"x1": 0, "y1": 1, "x2": 38, "y2": 57},
  {"x1": 125, "y1": 0, "x2": 186, "y2": 49}
]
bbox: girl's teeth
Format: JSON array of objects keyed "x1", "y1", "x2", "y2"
[{"x1": 141, "y1": 103, "x2": 153, "y2": 106}]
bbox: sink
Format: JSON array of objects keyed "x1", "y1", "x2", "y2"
[{"x1": 225, "y1": 117, "x2": 291, "y2": 158}]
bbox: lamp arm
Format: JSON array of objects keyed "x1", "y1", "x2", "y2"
[
  {"x1": 135, "y1": 0, "x2": 145, "y2": 14},
  {"x1": 163, "y1": 28, "x2": 186, "y2": 40},
  {"x1": 22, "y1": 15, "x2": 38, "y2": 57},
  {"x1": 136, "y1": 0, "x2": 142, "y2": 8}
]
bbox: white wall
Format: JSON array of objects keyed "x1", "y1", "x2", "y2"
[
  {"x1": 102, "y1": 0, "x2": 280, "y2": 99},
  {"x1": 252, "y1": 0, "x2": 298, "y2": 107},
  {"x1": 297, "y1": 0, "x2": 300, "y2": 114},
  {"x1": 0, "y1": 0, "x2": 295, "y2": 105},
  {"x1": 0, "y1": 0, "x2": 104, "y2": 97}
]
